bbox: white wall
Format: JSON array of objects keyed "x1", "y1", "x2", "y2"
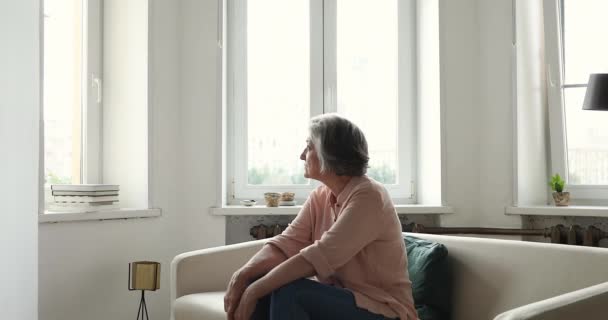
[
  {"x1": 103, "y1": 0, "x2": 149, "y2": 208},
  {"x1": 438, "y1": 0, "x2": 523, "y2": 228},
  {"x1": 0, "y1": 1, "x2": 40, "y2": 319},
  {"x1": 477, "y1": 0, "x2": 521, "y2": 228},
  {"x1": 439, "y1": 0, "x2": 482, "y2": 227},
  {"x1": 178, "y1": 0, "x2": 227, "y2": 250}
]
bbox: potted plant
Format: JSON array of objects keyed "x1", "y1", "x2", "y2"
[{"x1": 549, "y1": 173, "x2": 570, "y2": 206}]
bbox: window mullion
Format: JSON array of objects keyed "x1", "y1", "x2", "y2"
[
  {"x1": 230, "y1": 0, "x2": 249, "y2": 201},
  {"x1": 307, "y1": 0, "x2": 325, "y2": 192},
  {"x1": 82, "y1": 0, "x2": 103, "y2": 184},
  {"x1": 543, "y1": 0, "x2": 568, "y2": 182},
  {"x1": 398, "y1": 0, "x2": 416, "y2": 201},
  {"x1": 323, "y1": 0, "x2": 337, "y2": 114},
  {"x1": 310, "y1": 0, "x2": 324, "y2": 117}
]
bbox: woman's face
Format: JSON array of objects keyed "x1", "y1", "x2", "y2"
[{"x1": 300, "y1": 139, "x2": 321, "y2": 179}]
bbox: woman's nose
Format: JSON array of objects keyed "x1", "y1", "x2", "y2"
[{"x1": 300, "y1": 148, "x2": 306, "y2": 160}]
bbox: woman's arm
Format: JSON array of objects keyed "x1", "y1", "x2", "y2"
[
  {"x1": 249, "y1": 253, "x2": 315, "y2": 298},
  {"x1": 239, "y1": 243, "x2": 288, "y2": 279},
  {"x1": 224, "y1": 244, "x2": 287, "y2": 319}
]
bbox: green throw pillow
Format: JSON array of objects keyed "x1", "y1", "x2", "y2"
[{"x1": 404, "y1": 234, "x2": 452, "y2": 320}]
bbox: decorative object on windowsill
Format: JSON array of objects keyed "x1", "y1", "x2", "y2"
[
  {"x1": 549, "y1": 173, "x2": 569, "y2": 206},
  {"x1": 582, "y1": 73, "x2": 608, "y2": 111},
  {"x1": 48, "y1": 184, "x2": 120, "y2": 212},
  {"x1": 129, "y1": 261, "x2": 160, "y2": 320},
  {"x1": 279, "y1": 192, "x2": 296, "y2": 206},
  {"x1": 240, "y1": 199, "x2": 256, "y2": 207},
  {"x1": 263, "y1": 192, "x2": 281, "y2": 207}
]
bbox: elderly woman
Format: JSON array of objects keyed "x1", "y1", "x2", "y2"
[{"x1": 224, "y1": 114, "x2": 417, "y2": 320}]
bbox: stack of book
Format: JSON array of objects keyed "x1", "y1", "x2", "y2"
[{"x1": 48, "y1": 184, "x2": 120, "y2": 212}]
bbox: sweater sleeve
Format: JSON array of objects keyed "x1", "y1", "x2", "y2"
[
  {"x1": 299, "y1": 188, "x2": 386, "y2": 280},
  {"x1": 265, "y1": 192, "x2": 316, "y2": 258}
]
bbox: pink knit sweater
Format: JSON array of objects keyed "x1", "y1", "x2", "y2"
[{"x1": 266, "y1": 175, "x2": 418, "y2": 320}]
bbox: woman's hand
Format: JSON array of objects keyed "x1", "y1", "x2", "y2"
[
  {"x1": 233, "y1": 286, "x2": 259, "y2": 320},
  {"x1": 224, "y1": 269, "x2": 249, "y2": 320}
]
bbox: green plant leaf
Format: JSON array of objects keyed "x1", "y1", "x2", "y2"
[{"x1": 549, "y1": 173, "x2": 565, "y2": 192}]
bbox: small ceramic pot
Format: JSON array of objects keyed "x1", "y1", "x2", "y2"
[
  {"x1": 281, "y1": 192, "x2": 295, "y2": 201},
  {"x1": 552, "y1": 192, "x2": 570, "y2": 206},
  {"x1": 240, "y1": 199, "x2": 256, "y2": 207},
  {"x1": 264, "y1": 192, "x2": 281, "y2": 207}
]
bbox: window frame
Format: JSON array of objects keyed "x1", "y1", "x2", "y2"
[
  {"x1": 42, "y1": 0, "x2": 103, "y2": 187},
  {"x1": 544, "y1": 0, "x2": 608, "y2": 201},
  {"x1": 226, "y1": 0, "x2": 417, "y2": 204},
  {"x1": 81, "y1": 0, "x2": 103, "y2": 184}
]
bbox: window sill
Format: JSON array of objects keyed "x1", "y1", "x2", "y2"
[
  {"x1": 210, "y1": 205, "x2": 453, "y2": 216},
  {"x1": 505, "y1": 205, "x2": 608, "y2": 218},
  {"x1": 39, "y1": 208, "x2": 162, "y2": 224}
]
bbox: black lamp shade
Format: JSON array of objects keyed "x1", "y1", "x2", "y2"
[{"x1": 583, "y1": 74, "x2": 608, "y2": 110}]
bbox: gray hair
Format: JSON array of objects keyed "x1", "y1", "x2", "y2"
[{"x1": 309, "y1": 114, "x2": 369, "y2": 176}]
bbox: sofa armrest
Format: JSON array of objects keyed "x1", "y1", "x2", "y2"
[
  {"x1": 170, "y1": 239, "x2": 267, "y2": 301},
  {"x1": 494, "y1": 281, "x2": 608, "y2": 320}
]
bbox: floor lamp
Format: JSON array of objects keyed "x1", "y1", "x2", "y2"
[
  {"x1": 583, "y1": 74, "x2": 608, "y2": 111},
  {"x1": 129, "y1": 261, "x2": 161, "y2": 320}
]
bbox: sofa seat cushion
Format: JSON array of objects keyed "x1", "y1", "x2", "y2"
[
  {"x1": 174, "y1": 291, "x2": 226, "y2": 320},
  {"x1": 404, "y1": 234, "x2": 452, "y2": 320}
]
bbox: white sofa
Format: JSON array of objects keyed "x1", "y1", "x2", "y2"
[{"x1": 171, "y1": 233, "x2": 608, "y2": 320}]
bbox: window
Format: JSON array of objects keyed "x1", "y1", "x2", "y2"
[
  {"x1": 546, "y1": 0, "x2": 608, "y2": 200},
  {"x1": 43, "y1": 0, "x2": 102, "y2": 186},
  {"x1": 227, "y1": 0, "x2": 416, "y2": 203},
  {"x1": 42, "y1": 0, "x2": 150, "y2": 210}
]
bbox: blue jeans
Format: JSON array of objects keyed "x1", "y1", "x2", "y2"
[{"x1": 251, "y1": 278, "x2": 398, "y2": 320}]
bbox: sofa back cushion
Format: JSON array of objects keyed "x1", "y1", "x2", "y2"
[{"x1": 404, "y1": 234, "x2": 452, "y2": 320}]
